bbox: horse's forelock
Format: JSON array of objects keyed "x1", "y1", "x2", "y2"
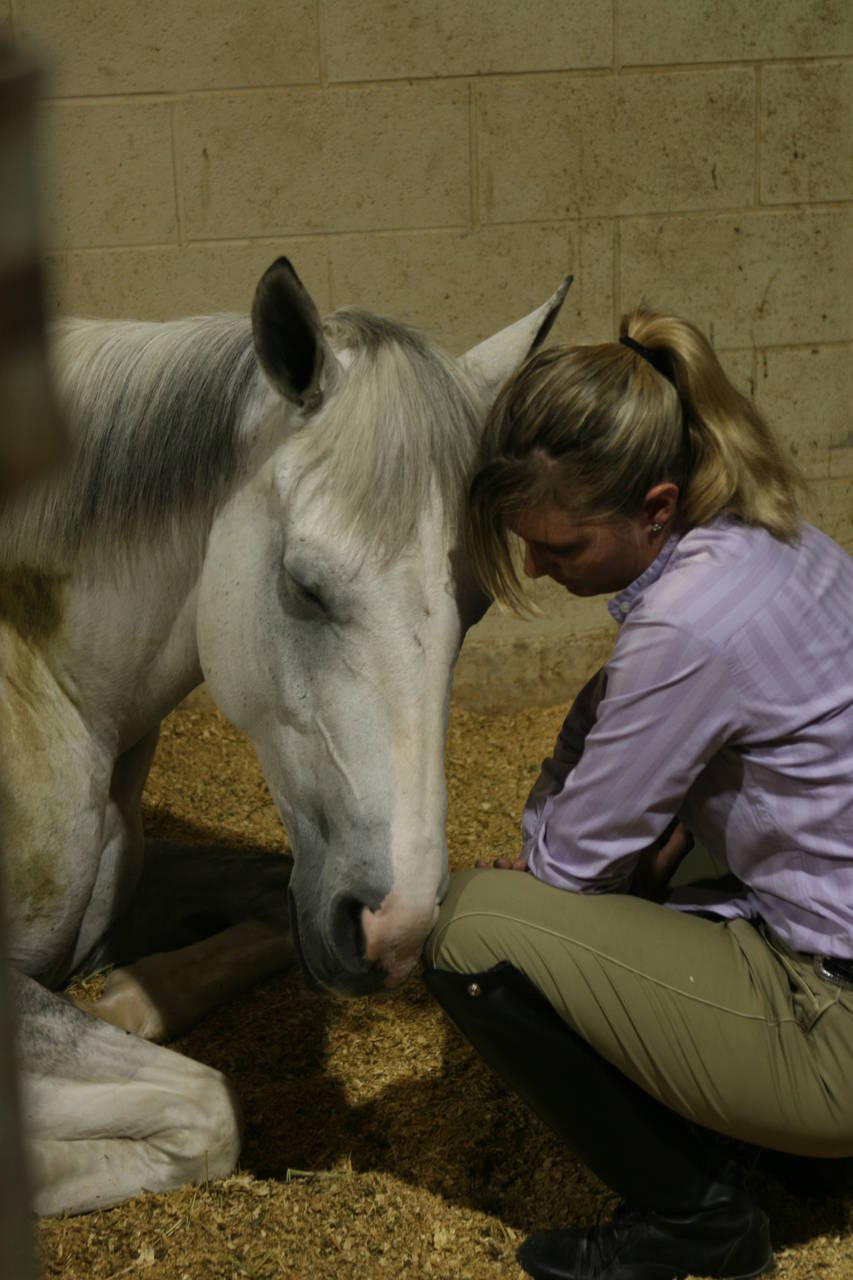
[{"x1": 290, "y1": 309, "x2": 484, "y2": 558}]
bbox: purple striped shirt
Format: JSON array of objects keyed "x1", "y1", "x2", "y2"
[{"x1": 522, "y1": 517, "x2": 853, "y2": 958}]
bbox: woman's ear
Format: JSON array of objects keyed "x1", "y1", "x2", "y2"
[{"x1": 643, "y1": 482, "x2": 680, "y2": 532}]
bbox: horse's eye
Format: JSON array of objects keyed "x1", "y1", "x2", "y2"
[{"x1": 285, "y1": 570, "x2": 327, "y2": 614}]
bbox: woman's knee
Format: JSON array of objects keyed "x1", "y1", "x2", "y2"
[
  {"x1": 424, "y1": 867, "x2": 486, "y2": 971},
  {"x1": 424, "y1": 866, "x2": 552, "y2": 975}
]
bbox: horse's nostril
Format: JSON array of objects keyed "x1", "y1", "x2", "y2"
[{"x1": 331, "y1": 894, "x2": 367, "y2": 973}]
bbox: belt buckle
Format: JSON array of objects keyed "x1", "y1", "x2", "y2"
[{"x1": 813, "y1": 955, "x2": 853, "y2": 992}]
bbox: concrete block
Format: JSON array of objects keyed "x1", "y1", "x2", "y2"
[
  {"x1": 325, "y1": 0, "x2": 612, "y2": 81},
  {"x1": 179, "y1": 84, "x2": 469, "y2": 240},
  {"x1": 472, "y1": 582, "x2": 615, "y2": 644},
  {"x1": 717, "y1": 349, "x2": 754, "y2": 397},
  {"x1": 804, "y1": 477, "x2": 853, "y2": 555},
  {"x1": 620, "y1": 0, "x2": 853, "y2": 64},
  {"x1": 761, "y1": 63, "x2": 853, "y2": 205},
  {"x1": 479, "y1": 69, "x2": 755, "y2": 222},
  {"x1": 828, "y1": 347, "x2": 853, "y2": 479},
  {"x1": 38, "y1": 100, "x2": 177, "y2": 250},
  {"x1": 454, "y1": 625, "x2": 615, "y2": 712},
  {"x1": 830, "y1": 442, "x2": 853, "y2": 480},
  {"x1": 43, "y1": 239, "x2": 330, "y2": 322},
  {"x1": 572, "y1": 220, "x2": 618, "y2": 345},
  {"x1": 756, "y1": 345, "x2": 852, "y2": 482},
  {"x1": 330, "y1": 221, "x2": 613, "y2": 355},
  {"x1": 621, "y1": 208, "x2": 852, "y2": 349},
  {"x1": 15, "y1": 0, "x2": 319, "y2": 95}
]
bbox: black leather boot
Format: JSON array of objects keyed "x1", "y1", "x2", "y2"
[{"x1": 424, "y1": 961, "x2": 773, "y2": 1280}]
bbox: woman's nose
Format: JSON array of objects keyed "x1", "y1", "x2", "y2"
[{"x1": 523, "y1": 541, "x2": 547, "y2": 579}]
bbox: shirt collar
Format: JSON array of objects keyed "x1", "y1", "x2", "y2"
[{"x1": 608, "y1": 532, "x2": 681, "y2": 624}]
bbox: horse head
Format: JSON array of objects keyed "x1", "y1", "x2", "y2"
[{"x1": 197, "y1": 259, "x2": 569, "y2": 995}]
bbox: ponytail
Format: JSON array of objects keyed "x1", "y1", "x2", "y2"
[{"x1": 621, "y1": 308, "x2": 802, "y2": 541}]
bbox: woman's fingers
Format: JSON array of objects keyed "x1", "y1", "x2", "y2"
[
  {"x1": 475, "y1": 856, "x2": 529, "y2": 872},
  {"x1": 656, "y1": 822, "x2": 694, "y2": 876},
  {"x1": 634, "y1": 822, "x2": 695, "y2": 900}
]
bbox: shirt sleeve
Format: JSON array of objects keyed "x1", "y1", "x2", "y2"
[
  {"x1": 523, "y1": 618, "x2": 742, "y2": 893},
  {"x1": 521, "y1": 666, "x2": 607, "y2": 845}
]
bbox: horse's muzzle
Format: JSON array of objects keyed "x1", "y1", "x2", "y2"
[{"x1": 361, "y1": 891, "x2": 440, "y2": 988}]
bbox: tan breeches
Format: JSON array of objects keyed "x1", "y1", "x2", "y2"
[{"x1": 425, "y1": 868, "x2": 853, "y2": 1157}]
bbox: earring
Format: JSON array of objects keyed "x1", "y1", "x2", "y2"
[{"x1": 650, "y1": 522, "x2": 663, "y2": 533}]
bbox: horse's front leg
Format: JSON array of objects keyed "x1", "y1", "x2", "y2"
[
  {"x1": 71, "y1": 916, "x2": 294, "y2": 1042},
  {"x1": 14, "y1": 968, "x2": 242, "y2": 1215},
  {"x1": 70, "y1": 840, "x2": 295, "y2": 1042}
]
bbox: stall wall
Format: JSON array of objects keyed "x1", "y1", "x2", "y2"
[{"x1": 9, "y1": 1, "x2": 851, "y2": 708}]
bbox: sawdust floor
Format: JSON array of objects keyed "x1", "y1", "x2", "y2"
[{"x1": 37, "y1": 700, "x2": 853, "y2": 1279}]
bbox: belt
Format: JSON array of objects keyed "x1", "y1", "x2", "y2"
[{"x1": 813, "y1": 955, "x2": 853, "y2": 992}]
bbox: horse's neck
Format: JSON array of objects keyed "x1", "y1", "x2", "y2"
[
  {"x1": 64, "y1": 402, "x2": 285, "y2": 750},
  {"x1": 60, "y1": 536, "x2": 208, "y2": 751},
  {"x1": 9, "y1": 319, "x2": 277, "y2": 751}
]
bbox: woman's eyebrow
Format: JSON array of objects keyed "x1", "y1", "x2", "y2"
[{"x1": 534, "y1": 538, "x2": 579, "y2": 554}]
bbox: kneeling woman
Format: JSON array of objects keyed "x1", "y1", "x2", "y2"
[{"x1": 424, "y1": 314, "x2": 853, "y2": 1280}]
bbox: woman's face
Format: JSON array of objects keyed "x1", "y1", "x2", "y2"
[{"x1": 505, "y1": 504, "x2": 661, "y2": 597}]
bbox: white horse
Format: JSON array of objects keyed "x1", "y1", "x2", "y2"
[{"x1": 1, "y1": 258, "x2": 568, "y2": 1215}]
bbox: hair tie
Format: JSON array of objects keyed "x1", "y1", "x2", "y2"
[
  {"x1": 619, "y1": 334, "x2": 671, "y2": 380},
  {"x1": 620, "y1": 334, "x2": 653, "y2": 361}
]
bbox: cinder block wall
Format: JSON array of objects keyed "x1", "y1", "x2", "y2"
[{"x1": 10, "y1": 1, "x2": 851, "y2": 709}]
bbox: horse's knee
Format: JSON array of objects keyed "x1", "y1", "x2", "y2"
[
  {"x1": 157, "y1": 1063, "x2": 244, "y2": 1181},
  {"x1": 202, "y1": 1069, "x2": 244, "y2": 1176},
  {"x1": 16, "y1": 970, "x2": 244, "y2": 1213}
]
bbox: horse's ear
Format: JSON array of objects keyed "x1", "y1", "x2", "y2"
[
  {"x1": 460, "y1": 276, "x2": 573, "y2": 401},
  {"x1": 251, "y1": 258, "x2": 340, "y2": 412}
]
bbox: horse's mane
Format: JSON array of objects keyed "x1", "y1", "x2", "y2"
[
  {"x1": 0, "y1": 307, "x2": 483, "y2": 568},
  {"x1": 1, "y1": 313, "x2": 261, "y2": 566}
]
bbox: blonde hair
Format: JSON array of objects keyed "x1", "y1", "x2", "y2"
[{"x1": 469, "y1": 306, "x2": 804, "y2": 611}]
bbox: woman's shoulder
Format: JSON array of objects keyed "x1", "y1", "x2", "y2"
[
  {"x1": 651, "y1": 516, "x2": 782, "y2": 597},
  {"x1": 677, "y1": 514, "x2": 781, "y2": 558},
  {"x1": 635, "y1": 517, "x2": 851, "y2": 645},
  {"x1": 675, "y1": 516, "x2": 849, "y2": 577}
]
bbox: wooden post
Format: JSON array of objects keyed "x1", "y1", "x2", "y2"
[{"x1": 0, "y1": 37, "x2": 66, "y2": 1280}]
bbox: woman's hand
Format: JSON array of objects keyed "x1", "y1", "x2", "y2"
[
  {"x1": 475, "y1": 855, "x2": 529, "y2": 872},
  {"x1": 633, "y1": 821, "x2": 694, "y2": 902}
]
